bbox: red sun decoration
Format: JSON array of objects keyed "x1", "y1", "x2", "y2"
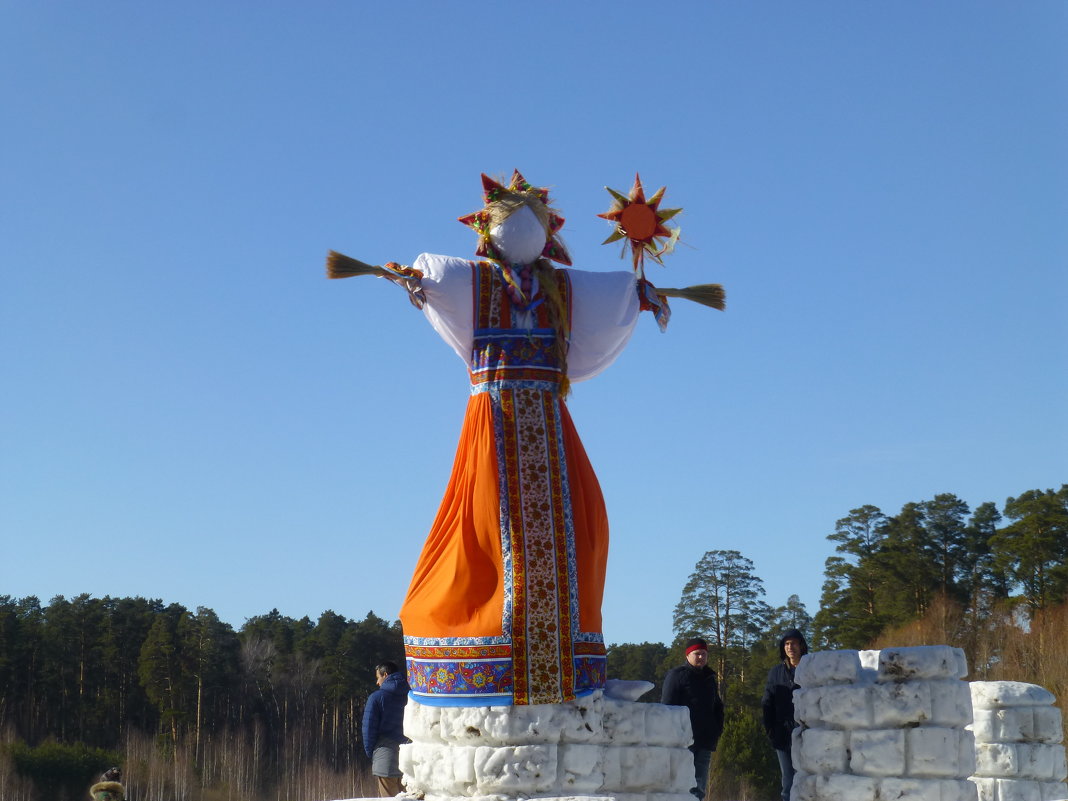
[{"x1": 598, "y1": 173, "x2": 681, "y2": 276}]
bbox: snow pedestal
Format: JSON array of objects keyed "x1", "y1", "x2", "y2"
[
  {"x1": 791, "y1": 646, "x2": 978, "y2": 801},
  {"x1": 399, "y1": 688, "x2": 695, "y2": 801},
  {"x1": 968, "y1": 681, "x2": 1068, "y2": 801}
]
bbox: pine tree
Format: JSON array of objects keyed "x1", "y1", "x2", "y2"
[{"x1": 991, "y1": 486, "x2": 1068, "y2": 612}]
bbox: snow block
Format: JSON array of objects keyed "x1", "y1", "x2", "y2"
[
  {"x1": 796, "y1": 728, "x2": 849, "y2": 775},
  {"x1": 871, "y1": 679, "x2": 934, "y2": 727},
  {"x1": 558, "y1": 743, "x2": 603, "y2": 791},
  {"x1": 1034, "y1": 707, "x2": 1065, "y2": 744},
  {"x1": 817, "y1": 772, "x2": 878, "y2": 800},
  {"x1": 879, "y1": 776, "x2": 943, "y2": 800},
  {"x1": 960, "y1": 728, "x2": 978, "y2": 777},
  {"x1": 605, "y1": 679, "x2": 654, "y2": 701},
  {"x1": 976, "y1": 743, "x2": 1020, "y2": 777},
  {"x1": 994, "y1": 778, "x2": 1043, "y2": 801},
  {"x1": 472, "y1": 744, "x2": 557, "y2": 792},
  {"x1": 907, "y1": 727, "x2": 964, "y2": 778},
  {"x1": 790, "y1": 770, "x2": 815, "y2": 801},
  {"x1": 401, "y1": 742, "x2": 477, "y2": 794},
  {"x1": 668, "y1": 746, "x2": 696, "y2": 793},
  {"x1": 1018, "y1": 743, "x2": 1059, "y2": 781},
  {"x1": 971, "y1": 776, "x2": 997, "y2": 801},
  {"x1": 643, "y1": 701, "x2": 691, "y2": 747},
  {"x1": 404, "y1": 700, "x2": 444, "y2": 742},
  {"x1": 849, "y1": 728, "x2": 906, "y2": 777},
  {"x1": 603, "y1": 697, "x2": 647, "y2": 745},
  {"x1": 940, "y1": 778, "x2": 981, "y2": 801},
  {"x1": 860, "y1": 649, "x2": 880, "y2": 676},
  {"x1": 819, "y1": 684, "x2": 873, "y2": 729},
  {"x1": 931, "y1": 679, "x2": 975, "y2": 727},
  {"x1": 878, "y1": 646, "x2": 968, "y2": 683},
  {"x1": 795, "y1": 649, "x2": 862, "y2": 687},
  {"x1": 1040, "y1": 780, "x2": 1068, "y2": 800},
  {"x1": 971, "y1": 682, "x2": 1057, "y2": 710},
  {"x1": 619, "y1": 745, "x2": 672, "y2": 791},
  {"x1": 794, "y1": 687, "x2": 822, "y2": 727}
]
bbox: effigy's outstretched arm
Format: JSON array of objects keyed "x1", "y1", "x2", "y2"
[
  {"x1": 655, "y1": 283, "x2": 726, "y2": 311},
  {"x1": 325, "y1": 250, "x2": 395, "y2": 280},
  {"x1": 325, "y1": 250, "x2": 426, "y2": 308}
]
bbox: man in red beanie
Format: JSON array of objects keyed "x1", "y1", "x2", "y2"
[{"x1": 662, "y1": 637, "x2": 725, "y2": 801}]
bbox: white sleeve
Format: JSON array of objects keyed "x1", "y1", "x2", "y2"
[
  {"x1": 565, "y1": 269, "x2": 640, "y2": 383},
  {"x1": 414, "y1": 253, "x2": 474, "y2": 365}
]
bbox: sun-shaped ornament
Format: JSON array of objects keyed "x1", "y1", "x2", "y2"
[{"x1": 598, "y1": 173, "x2": 682, "y2": 276}]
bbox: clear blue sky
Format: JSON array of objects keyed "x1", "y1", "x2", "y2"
[{"x1": 2, "y1": 2, "x2": 1065, "y2": 646}]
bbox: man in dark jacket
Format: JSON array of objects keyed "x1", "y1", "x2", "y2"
[
  {"x1": 662, "y1": 637, "x2": 725, "y2": 801},
  {"x1": 761, "y1": 628, "x2": 808, "y2": 801},
  {"x1": 362, "y1": 661, "x2": 410, "y2": 797}
]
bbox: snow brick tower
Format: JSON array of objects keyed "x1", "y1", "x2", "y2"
[
  {"x1": 791, "y1": 645, "x2": 977, "y2": 801},
  {"x1": 968, "y1": 680, "x2": 1068, "y2": 801}
]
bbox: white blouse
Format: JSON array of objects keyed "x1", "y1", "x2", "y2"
[{"x1": 414, "y1": 253, "x2": 641, "y2": 383}]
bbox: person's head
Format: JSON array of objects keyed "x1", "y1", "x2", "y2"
[
  {"x1": 375, "y1": 661, "x2": 399, "y2": 685},
  {"x1": 684, "y1": 637, "x2": 708, "y2": 668},
  {"x1": 778, "y1": 629, "x2": 809, "y2": 667}
]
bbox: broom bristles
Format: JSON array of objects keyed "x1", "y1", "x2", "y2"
[
  {"x1": 326, "y1": 250, "x2": 388, "y2": 280},
  {"x1": 657, "y1": 283, "x2": 726, "y2": 311}
]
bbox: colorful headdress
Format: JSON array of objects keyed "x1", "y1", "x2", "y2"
[
  {"x1": 458, "y1": 170, "x2": 571, "y2": 266},
  {"x1": 598, "y1": 173, "x2": 681, "y2": 276}
]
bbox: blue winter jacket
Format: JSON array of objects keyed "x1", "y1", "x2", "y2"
[{"x1": 362, "y1": 672, "x2": 410, "y2": 757}]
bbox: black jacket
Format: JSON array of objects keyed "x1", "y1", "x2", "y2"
[
  {"x1": 761, "y1": 628, "x2": 808, "y2": 750},
  {"x1": 661, "y1": 663, "x2": 725, "y2": 750}
]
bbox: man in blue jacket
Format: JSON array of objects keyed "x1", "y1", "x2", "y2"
[
  {"x1": 762, "y1": 628, "x2": 808, "y2": 801},
  {"x1": 362, "y1": 661, "x2": 410, "y2": 797}
]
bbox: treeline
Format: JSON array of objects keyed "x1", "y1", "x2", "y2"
[
  {"x1": 0, "y1": 596, "x2": 403, "y2": 801},
  {"x1": 814, "y1": 486, "x2": 1068, "y2": 649}
]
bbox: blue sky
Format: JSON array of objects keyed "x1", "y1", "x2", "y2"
[{"x1": 2, "y1": 2, "x2": 1065, "y2": 646}]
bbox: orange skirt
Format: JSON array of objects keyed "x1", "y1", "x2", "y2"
[{"x1": 400, "y1": 389, "x2": 609, "y2": 705}]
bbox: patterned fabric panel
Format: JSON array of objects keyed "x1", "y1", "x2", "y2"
[
  {"x1": 406, "y1": 657, "x2": 513, "y2": 701},
  {"x1": 405, "y1": 653, "x2": 606, "y2": 707},
  {"x1": 574, "y1": 654, "x2": 608, "y2": 694},
  {"x1": 470, "y1": 328, "x2": 562, "y2": 387}
]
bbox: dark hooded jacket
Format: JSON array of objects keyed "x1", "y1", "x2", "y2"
[
  {"x1": 761, "y1": 628, "x2": 809, "y2": 750},
  {"x1": 362, "y1": 671, "x2": 410, "y2": 757},
  {"x1": 661, "y1": 662, "x2": 725, "y2": 751}
]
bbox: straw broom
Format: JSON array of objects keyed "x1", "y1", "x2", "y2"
[
  {"x1": 325, "y1": 250, "x2": 391, "y2": 280},
  {"x1": 656, "y1": 284, "x2": 726, "y2": 311}
]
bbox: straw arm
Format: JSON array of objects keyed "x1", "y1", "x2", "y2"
[
  {"x1": 325, "y1": 250, "x2": 391, "y2": 280},
  {"x1": 655, "y1": 283, "x2": 726, "y2": 311}
]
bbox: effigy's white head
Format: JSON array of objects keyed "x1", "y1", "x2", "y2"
[
  {"x1": 489, "y1": 203, "x2": 547, "y2": 266},
  {"x1": 459, "y1": 171, "x2": 571, "y2": 266}
]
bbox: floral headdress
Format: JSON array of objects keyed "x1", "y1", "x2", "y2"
[{"x1": 458, "y1": 170, "x2": 571, "y2": 266}]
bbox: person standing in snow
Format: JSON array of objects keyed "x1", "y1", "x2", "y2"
[
  {"x1": 662, "y1": 637, "x2": 725, "y2": 801},
  {"x1": 762, "y1": 628, "x2": 808, "y2": 801},
  {"x1": 362, "y1": 661, "x2": 410, "y2": 797}
]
